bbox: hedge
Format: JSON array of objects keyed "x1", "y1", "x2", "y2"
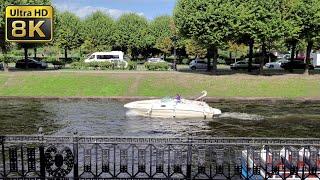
[{"x1": 144, "y1": 62, "x2": 169, "y2": 71}]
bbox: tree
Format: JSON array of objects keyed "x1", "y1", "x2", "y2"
[
  {"x1": 227, "y1": 42, "x2": 247, "y2": 63},
  {"x1": 55, "y1": 11, "x2": 82, "y2": 62},
  {"x1": 0, "y1": 0, "x2": 51, "y2": 71},
  {"x1": 149, "y1": 16, "x2": 175, "y2": 57},
  {"x1": 82, "y1": 11, "x2": 115, "y2": 53},
  {"x1": 155, "y1": 37, "x2": 173, "y2": 60},
  {"x1": 231, "y1": 0, "x2": 289, "y2": 73},
  {"x1": 297, "y1": 0, "x2": 320, "y2": 74},
  {"x1": 174, "y1": 0, "x2": 234, "y2": 72},
  {"x1": 280, "y1": 0, "x2": 304, "y2": 63},
  {"x1": 185, "y1": 39, "x2": 207, "y2": 58},
  {"x1": 115, "y1": 13, "x2": 148, "y2": 59}
]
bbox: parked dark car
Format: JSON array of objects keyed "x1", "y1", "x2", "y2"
[
  {"x1": 15, "y1": 59, "x2": 48, "y2": 69},
  {"x1": 280, "y1": 60, "x2": 314, "y2": 70}
]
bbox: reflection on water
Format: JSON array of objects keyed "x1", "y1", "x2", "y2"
[{"x1": 0, "y1": 99, "x2": 319, "y2": 138}]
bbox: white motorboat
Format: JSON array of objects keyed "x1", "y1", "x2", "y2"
[{"x1": 124, "y1": 91, "x2": 222, "y2": 119}]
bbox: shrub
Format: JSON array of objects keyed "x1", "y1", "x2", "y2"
[
  {"x1": 70, "y1": 61, "x2": 137, "y2": 70},
  {"x1": 87, "y1": 62, "x2": 100, "y2": 70},
  {"x1": 70, "y1": 62, "x2": 87, "y2": 70},
  {"x1": 127, "y1": 61, "x2": 137, "y2": 70},
  {"x1": 59, "y1": 57, "x2": 80, "y2": 63},
  {"x1": 144, "y1": 62, "x2": 169, "y2": 71},
  {"x1": 98, "y1": 62, "x2": 114, "y2": 70},
  {"x1": 182, "y1": 58, "x2": 190, "y2": 65},
  {"x1": 0, "y1": 55, "x2": 22, "y2": 63},
  {"x1": 43, "y1": 56, "x2": 56, "y2": 63}
]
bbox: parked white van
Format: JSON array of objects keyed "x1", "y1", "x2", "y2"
[
  {"x1": 84, "y1": 51, "x2": 127, "y2": 68},
  {"x1": 312, "y1": 53, "x2": 320, "y2": 68}
]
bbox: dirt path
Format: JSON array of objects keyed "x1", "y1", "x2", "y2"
[{"x1": 127, "y1": 74, "x2": 143, "y2": 96}]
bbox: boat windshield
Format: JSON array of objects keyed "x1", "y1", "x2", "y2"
[{"x1": 161, "y1": 97, "x2": 173, "y2": 103}]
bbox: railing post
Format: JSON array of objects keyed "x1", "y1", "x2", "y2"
[
  {"x1": 73, "y1": 132, "x2": 79, "y2": 179},
  {"x1": 38, "y1": 128, "x2": 46, "y2": 179},
  {"x1": 1, "y1": 136, "x2": 6, "y2": 177},
  {"x1": 186, "y1": 137, "x2": 192, "y2": 180}
]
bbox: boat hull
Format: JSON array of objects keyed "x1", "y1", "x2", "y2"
[{"x1": 124, "y1": 99, "x2": 221, "y2": 119}]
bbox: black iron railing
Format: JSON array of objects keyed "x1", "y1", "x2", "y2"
[{"x1": 0, "y1": 132, "x2": 319, "y2": 179}]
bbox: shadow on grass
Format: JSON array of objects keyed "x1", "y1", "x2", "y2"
[
  {"x1": 4, "y1": 67, "x2": 62, "y2": 72},
  {"x1": 177, "y1": 67, "x2": 320, "y2": 76}
]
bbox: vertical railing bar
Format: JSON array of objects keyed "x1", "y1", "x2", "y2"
[
  {"x1": 132, "y1": 144, "x2": 134, "y2": 177},
  {"x1": 113, "y1": 144, "x2": 116, "y2": 178},
  {"x1": 168, "y1": 144, "x2": 171, "y2": 177},
  {"x1": 38, "y1": 130, "x2": 46, "y2": 180},
  {"x1": 302, "y1": 147, "x2": 306, "y2": 180},
  {"x1": 209, "y1": 146, "x2": 212, "y2": 179},
  {"x1": 227, "y1": 148, "x2": 230, "y2": 179},
  {"x1": 149, "y1": 145, "x2": 152, "y2": 178},
  {"x1": 95, "y1": 143, "x2": 98, "y2": 177},
  {"x1": 39, "y1": 145, "x2": 45, "y2": 179},
  {"x1": 1, "y1": 136, "x2": 6, "y2": 177},
  {"x1": 284, "y1": 147, "x2": 287, "y2": 180},
  {"x1": 20, "y1": 145, "x2": 24, "y2": 177},
  {"x1": 246, "y1": 146, "x2": 249, "y2": 180},
  {"x1": 265, "y1": 146, "x2": 268, "y2": 179},
  {"x1": 186, "y1": 137, "x2": 192, "y2": 180},
  {"x1": 73, "y1": 133, "x2": 79, "y2": 180}
]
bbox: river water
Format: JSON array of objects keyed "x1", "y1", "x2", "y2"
[{"x1": 0, "y1": 99, "x2": 319, "y2": 138}]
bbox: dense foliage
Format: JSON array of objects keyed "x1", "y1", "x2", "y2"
[
  {"x1": 174, "y1": 0, "x2": 320, "y2": 73},
  {"x1": 1, "y1": 0, "x2": 320, "y2": 74}
]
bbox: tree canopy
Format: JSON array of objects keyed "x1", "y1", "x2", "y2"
[
  {"x1": 55, "y1": 11, "x2": 82, "y2": 59},
  {"x1": 174, "y1": 0, "x2": 235, "y2": 71},
  {"x1": 82, "y1": 11, "x2": 115, "y2": 52},
  {"x1": 115, "y1": 13, "x2": 148, "y2": 58}
]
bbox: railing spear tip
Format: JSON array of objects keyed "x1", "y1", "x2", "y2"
[{"x1": 38, "y1": 127, "x2": 43, "y2": 135}]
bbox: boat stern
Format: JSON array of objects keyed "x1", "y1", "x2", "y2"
[{"x1": 211, "y1": 108, "x2": 222, "y2": 118}]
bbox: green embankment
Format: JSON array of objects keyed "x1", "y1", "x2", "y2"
[{"x1": 0, "y1": 72, "x2": 319, "y2": 98}]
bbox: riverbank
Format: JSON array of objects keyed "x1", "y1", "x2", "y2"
[
  {"x1": 0, "y1": 96, "x2": 320, "y2": 103},
  {"x1": 0, "y1": 71, "x2": 319, "y2": 98}
]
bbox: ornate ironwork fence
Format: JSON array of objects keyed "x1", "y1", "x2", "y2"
[{"x1": 0, "y1": 133, "x2": 319, "y2": 179}]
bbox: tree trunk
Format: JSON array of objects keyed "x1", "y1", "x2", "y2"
[
  {"x1": 268, "y1": 41, "x2": 272, "y2": 63},
  {"x1": 212, "y1": 46, "x2": 218, "y2": 74},
  {"x1": 64, "y1": 47, "x2": 68, "y2": 63},
  {"x1": 248, "y1": 39, "x2": 254, "y2": 72},
  {"x1": 295, "y1": 50, "x2": 299, "y2": 59},
  {"x1": 206, "y1": 48, "x2": 212, "y2": 72},
  {"x1": 173, "y1": 45, "x2": 177, "y2": 71},
  {"x1": 260, "y1": 42, "x2": 267, "y2": 74},
  {"x1": 304, "y1": 41, "x2": 313, "y2": 75},
  {"x1": 34, "y1": 47, "x2": 37, "y2": 59},
  {"x1": 24, "y1": 46, "x2": 28, "y2": 69}
]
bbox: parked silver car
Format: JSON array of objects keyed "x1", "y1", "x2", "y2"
[
  {"x1": 147, "y1": 58, "x2": 165, "y2": 63},
  {"x1": 265, "y1": 59, "x2": 289, "y2": 69},
  {"x1": 189, "y1": 59, "x2": 210, "y2": 70}
]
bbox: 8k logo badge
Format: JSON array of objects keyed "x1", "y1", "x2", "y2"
[{"x1": 5, "y1": 5, "x2": 53, "y2": 42}]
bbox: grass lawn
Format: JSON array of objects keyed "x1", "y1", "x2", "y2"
[{"x1": 0, "y1": 71, "x2": 319, "y2": 98}]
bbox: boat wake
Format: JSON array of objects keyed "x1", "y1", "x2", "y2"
[{"x1": 219, "y1": 112, "x2": 265, "y2": 121}]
